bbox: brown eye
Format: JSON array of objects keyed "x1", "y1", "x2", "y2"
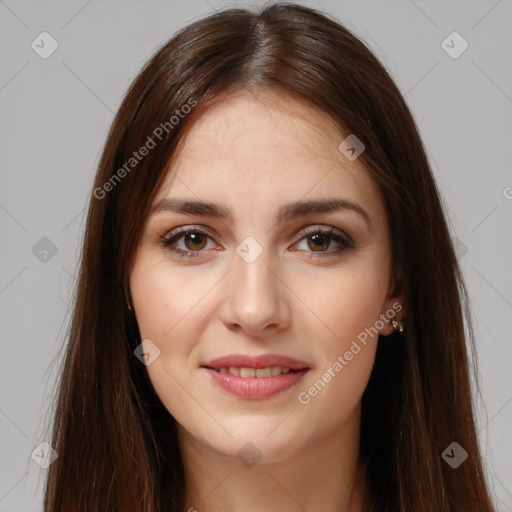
[
  {"x1": 306, "y1": 233, "x2": 331, "y2": 251},
  {"x1": 182, "y1": 232, "x2": 208, "y2": 251},
  {"x1": 293, "y1": 226, "x2": 354, "y2": 259},
  {"x1": 160, "y1": 226, "x2": 217, "y2": 259}
]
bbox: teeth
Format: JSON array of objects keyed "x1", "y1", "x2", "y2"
[
  {"x1": 240, "y1": 367, "x2": 256, "y2": 378},
  {"x1": 256, "y1": 367, "x2": 271, "y2": 378},
  {"x1": 214, "y1": 366, "x2": 294, "y2": 377},
  {"x1": 271, "y1": 366, "x2": 282, "y2": 376}
]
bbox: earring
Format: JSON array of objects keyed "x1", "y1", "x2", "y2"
[{"x1": 392, "y1": 319, "x2": 405, "y2": 334}]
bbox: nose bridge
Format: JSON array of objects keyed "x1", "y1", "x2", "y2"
[
  {"x1": 220, "y1": 235, "x2": 290, "y2": 333},
  {"x1": 235, "y1": 237, "x2": 274, "y2": 294}
]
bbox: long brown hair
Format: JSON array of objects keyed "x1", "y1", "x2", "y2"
[{"x1": 43, "y1": 2, "x2": 495, "y2": 510}]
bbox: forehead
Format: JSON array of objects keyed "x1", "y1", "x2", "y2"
[{"x1": 153, "y1": 90, "x2": 385, "y2": 226}]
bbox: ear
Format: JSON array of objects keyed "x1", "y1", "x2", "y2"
[{"x1": 379, "y1": 266, "x2": 407, "y2": 336}]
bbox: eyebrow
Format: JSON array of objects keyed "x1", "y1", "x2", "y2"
[{"x1": 150, "y1": 197, "x2": 372, "y2": 229}]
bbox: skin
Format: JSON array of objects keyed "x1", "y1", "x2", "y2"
[{"x1": 129, "y1": 88, "x2": 406, "y2": 512}]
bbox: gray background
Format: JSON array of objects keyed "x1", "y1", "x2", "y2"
[{"x1": 1, "y1": 0, "x2": 511, "y2": 510}]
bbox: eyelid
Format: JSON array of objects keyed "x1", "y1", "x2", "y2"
[{"x1": 160, "y1": 224, "x2": 217, "y2": 241}]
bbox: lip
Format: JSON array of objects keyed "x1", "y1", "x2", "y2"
[
  {"x1": 201, "y1": 353, "x2": 311, "y2": 400},
  {"x1": 203, "y1": 367, "x2": 310, "y2": 399},
  {"x1": 202, "y1": 353, "x2": 310, "y2": 371}
]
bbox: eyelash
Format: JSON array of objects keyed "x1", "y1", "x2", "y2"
[{"x1": 159, "y1": 225, "x2": 354, "y2": 260}]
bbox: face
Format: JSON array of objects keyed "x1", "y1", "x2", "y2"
[{"x1": 129, "y1": 89, "x2": 404, "y2": 464}]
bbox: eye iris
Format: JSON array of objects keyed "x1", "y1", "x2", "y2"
[
  {"x1": 184, "y1": 232, "x2": 207, "y2": 250},
  {"x1": 307, "y1": 233, "x2": 329, "y2": 251}
]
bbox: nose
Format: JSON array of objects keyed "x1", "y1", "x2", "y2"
[{"x1": 218, "y1": 243, "x2": 292, "y2": 337}]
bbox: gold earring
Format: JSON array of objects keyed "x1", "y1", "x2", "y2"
[{"x1": 392, "y1": 319, "x2": 405, "y2": 334}]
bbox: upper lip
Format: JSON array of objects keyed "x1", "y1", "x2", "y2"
[{"x1": 202, "y1": 354, "x2": 310, "y2": 371}]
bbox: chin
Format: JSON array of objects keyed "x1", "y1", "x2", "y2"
[{"x1": 190, "y1": 421, "x2": 304, "y2": 465}]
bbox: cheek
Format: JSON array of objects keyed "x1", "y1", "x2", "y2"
[
  {"x1": 295, "y1": 262, "x2": 389, "y2": 349},
  {"x1": 131, "y1": 255, "x2": 212, "y2": 341},
  {"x1": 130, "y1": 257, "x2": 215, "y2": 408},
  {"x1": 130, "y1": 259, "x2": 208, "y2": 430},
  {"x1": 292, "y1": 265, "x2": 387, "y2": 409}
]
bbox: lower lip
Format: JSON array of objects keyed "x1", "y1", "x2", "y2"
[{"x1": 203, "y1": 368, "x2": 309, "y2": 399}]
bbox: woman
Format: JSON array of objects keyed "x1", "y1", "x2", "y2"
[{"x1": 43, "y1": 2, "x2": 495, "y2": 511}]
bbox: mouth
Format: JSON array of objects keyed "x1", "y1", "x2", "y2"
[
  {"x1": 200, "y1": 354, "x2": 310, "y2": 399},
  {"x1": 205, "y1": 366, "x2": 304, "y2": 378},
  {"x1": 202, "y1": 353, "x2": 310, "y2": 372}
]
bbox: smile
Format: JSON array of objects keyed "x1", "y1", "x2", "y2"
[
  {"x1": 211, "y1": 366, "x2": 294, "y2": 377},
  {"x1": 201, "y1": 353, "x2": 311, "y2": 399}
]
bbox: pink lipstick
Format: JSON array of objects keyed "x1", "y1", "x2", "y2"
[{"x1": 201, "y1": 353, "x2": 310, "y2": 399}]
